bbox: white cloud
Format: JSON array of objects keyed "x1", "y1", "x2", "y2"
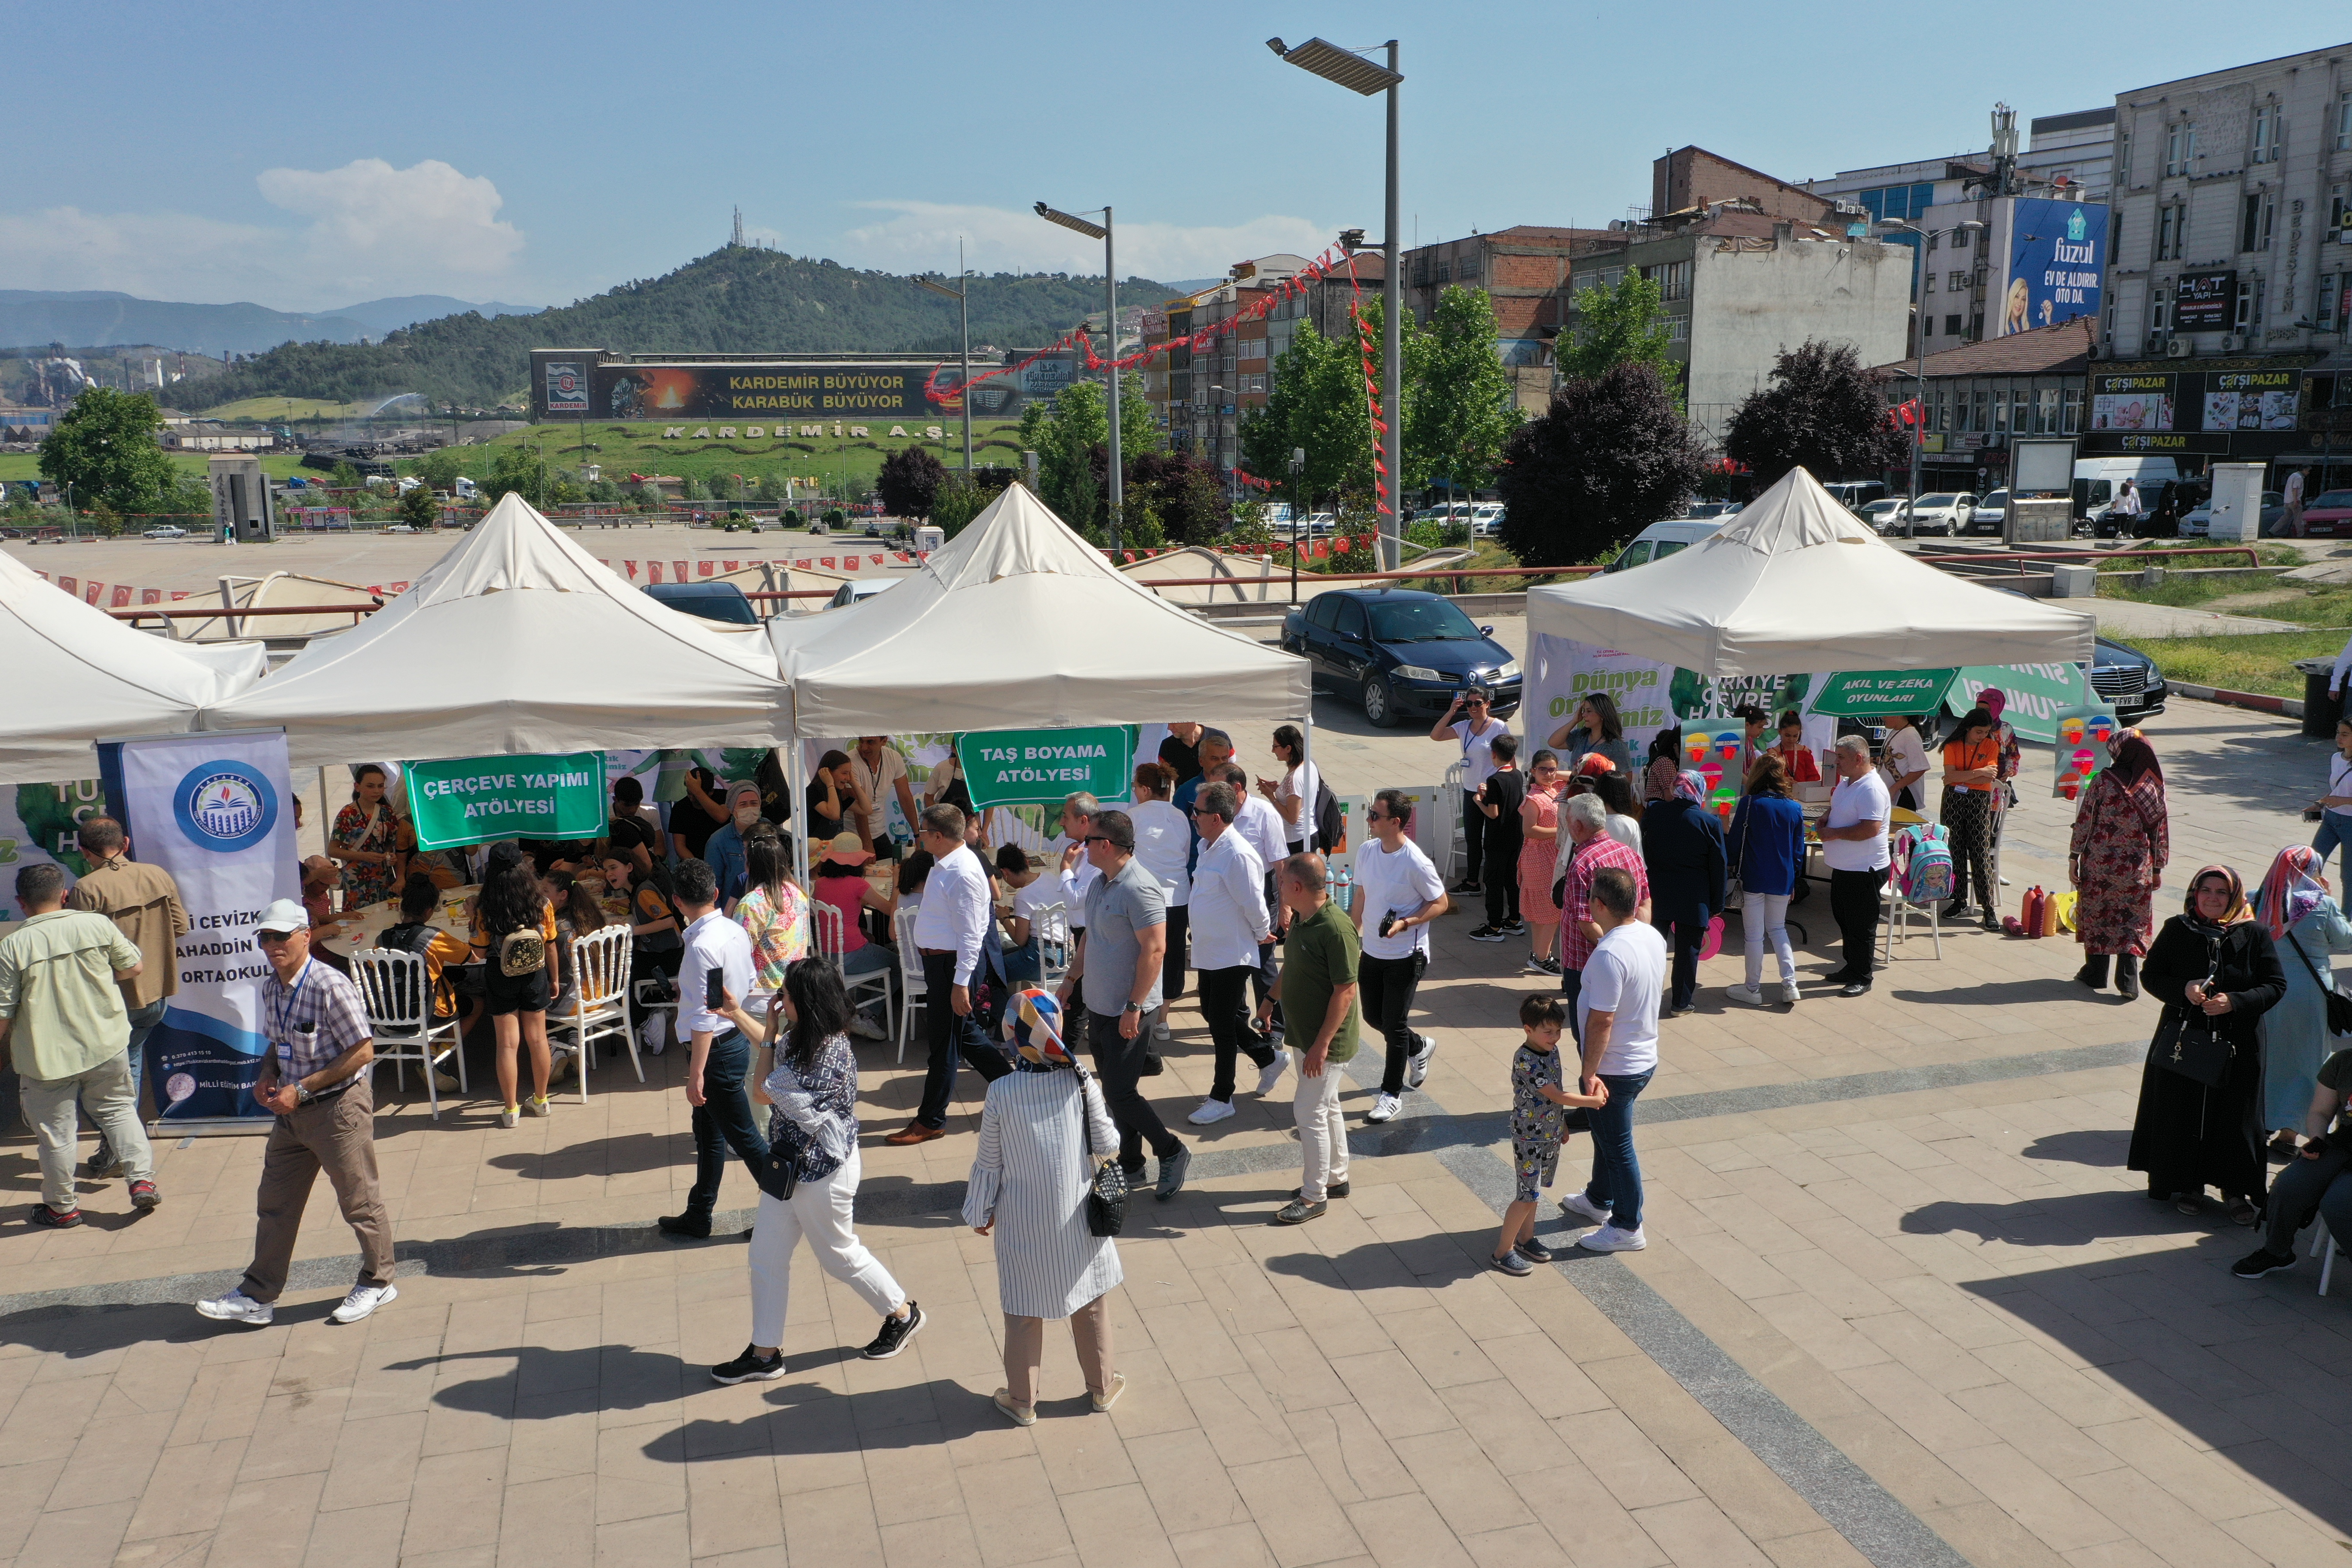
[
  {"x1": 0, "y1": 159, "x2": 523, "y2": 308},
  {"x1": 823, "y1": 200, "x2": 1337, "y2": 283}
]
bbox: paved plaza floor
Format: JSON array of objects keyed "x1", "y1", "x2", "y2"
[{"x1": 3, "y1": 660, "x2": 2348, "y2": 1568}]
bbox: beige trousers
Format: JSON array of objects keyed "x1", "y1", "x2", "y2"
[{"x1": 1003, "y1": 1292, "x2": 1113, "y2": 1408}]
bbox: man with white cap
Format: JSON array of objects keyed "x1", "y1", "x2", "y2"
[
  {"x1": 196, "y1": 897, "x2": 396, "y2": 1328},
  {"x1": 702, "y1": 781, "x2": 767, "y2": 905}
]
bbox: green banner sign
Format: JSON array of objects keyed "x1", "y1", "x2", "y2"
[
  {"x1": 956, "y1": 727, "x2": 1136, "y2": 810},
  {"x1": 1810, "y1": 668, "x2": 1959, "y2": 718},
  {"x1": 404, "y1": 752, "x2": 608, "y2": 851},
  {"x1": 1946, "y1": 664, "x2": 2088, "y2": 745}
]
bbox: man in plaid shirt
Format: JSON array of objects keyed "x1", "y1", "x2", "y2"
[
  {"x1": 196, "y1": 899, "x2": 396, "y2": 1329},
  {"x1": 1550, "y1": 794, "x2": 1650, "y2": 1037}
]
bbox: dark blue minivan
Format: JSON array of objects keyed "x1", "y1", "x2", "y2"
[{"x1": 1280, "y1": 587, "x2": 1521, "y2": 728}]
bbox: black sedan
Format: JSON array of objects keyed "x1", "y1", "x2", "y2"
[
  {"x1": 1281, "y1": 587, "x2": 1521, "y2": 727},
  {"x1": 2091, "y1": 634, "x2": 2168, "y2": 722}
]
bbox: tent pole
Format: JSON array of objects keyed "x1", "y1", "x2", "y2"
[
  {"x1": 1299, "y1": 711, "x2": 1314, "y2": 864},
  {"x1": 787, "y1": 741, "x2": 808, "y2": 890}
]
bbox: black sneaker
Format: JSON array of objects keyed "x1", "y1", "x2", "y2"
[
  {"x1": 656, "y1": 1212, "x2": 711, "y2": 1240},
  {"x1": 862, "y1": 1302, "x2": 925, "y2": 1360},
  {"x1": 30, "y1": 1204, "x2": 81, "y2": 1229},
  {"x1": 1516, "y1": 1237, "x2": 1555, "y2": 1264},
  {"x1": 711, "y1": 1344, "x2": 786, "y2": 1384},
  {"x1": 1451, "y1": 880, "x2": 1482, "y2": 896},
  {"x1": 1468, "y1": 924, "x2": 1508, "y2": 943},
  {"x1": 2230, "y1": 1247, "x2": 2297, "y2": 1280},
  {"x1": 1501, "y1": 917, "x2": 1526, "y2": 935}
]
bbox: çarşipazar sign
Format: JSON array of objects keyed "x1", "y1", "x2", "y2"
[
  {"x1": 404, "y1": 752, "x2": 608, "y2": 851},
  {"x1": 956, "y1": 727, "x2": 1137, "y2": 809}
]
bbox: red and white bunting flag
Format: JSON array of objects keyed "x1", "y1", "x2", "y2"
[
  {"x1": 892, "y1": 552, "x2": 910, "y2": 563},
  {"x1": 389, "y1": 581, "x2": 409, "y2": 592},
  {"x1": 84, "y1": 582, "x2": 104, "y2": 603},
  {"x1": 723, "y1": 560, "x2": 739, "y2": 571},
  {"x1": 169, "y1": 590, "x2": 188, "y2": 601},
  {"x1": 672, "y1": 560, "x2": 689, "y2": 581},
  {"x1": 110, "y1": 585, "x2": 132, "y2": 607},
  {"x1": 365, "y1": 584, "x2": 383, "y2": 596},
  {"x1": 58, "y1": 576, "x2": 77, "y2": 595},
  {"x1": 868, "y1": 554, "x2": 882, "y2": 567},
  {"x1": 820, "y1": 556, "x2": 836, "y2": 569},
  {"x1": 623, "y1": 560, "x2": 638, "y2": 578},
  {"x1": 141, "y1": 588, "x2": 161, "y2": 604},
  {"x1": 649, "y1": 562, "x2": 666, "y2": 583},
  {"x1": 698, "y1": 560, "x2": 715, "y2": 577}
]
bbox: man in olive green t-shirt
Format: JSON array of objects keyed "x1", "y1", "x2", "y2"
[{"x1": 1258, "y1": 853, "x2": 1360, "y2": 1223}]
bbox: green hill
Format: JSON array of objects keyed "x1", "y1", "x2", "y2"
[{"x1": 180, "y1": 246, "x2": 1175, "y2": 412}]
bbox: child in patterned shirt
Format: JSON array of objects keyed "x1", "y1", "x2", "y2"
[{"x1": 1493, "y1": 993, "x2": 1609, "y2": 1277}]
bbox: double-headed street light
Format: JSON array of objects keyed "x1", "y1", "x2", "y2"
[
  {"x1": 912, "y1": 237, "x2": 974, "y2": 474},
  {"x1": 1269, "y1": 35, "x2": 1403, "y2": 569},
  {"x1": 1036, "y1": 200, "x2": 1122, "y2": 549},
  {"x1": 1880, "y1": 216, "x2": 1984, "y2": 539}
]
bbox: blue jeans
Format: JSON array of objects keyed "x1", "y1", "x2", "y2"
[
  {"x1": 684, "y1": 1029, "x2": 768, "y2": 1220},
  {"x1": 1580, "y1": 1068, "x2": 1653, "y2": 1230},
  {"x1": 2315, "y1": 813, "x2": 2352, "y2": 889}
]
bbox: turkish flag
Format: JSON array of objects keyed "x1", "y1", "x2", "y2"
[
  {"x1": 698, "y1": 561, "x2": 715, "y2": 577},
  {"x1": 673, "y1": 560, "x2": 689, "y2": 581},
  {"x1": 141, "y1": 588, "x2": 161, "y2": 604},
  {"x1": 110, "y1": 585, "x2": 132, "y2": 607},
  {"x1": 724, "y1": 560, "x2": 739, "y2": 571},
  {"x1": 623, "y1": 560, "x2": 638, "y2": 577},
  {"x1": 85, "y1": 582, "x2": 103, "y2": 603},
  {"x1": 59, "y1": 576, "x2": 77, "y2": 595},
  {"x1": 389, "y1": 581, "x2": 409, "y2": 593},
  {"x1": 869, "y1": 554, "x2": 883, "y2": 567},
  {"x1": 820, "y1": 557, "x2": 836, "y2": 569},
  {"x1": 649, "y1": 562, "x2": 665, "y2": 583},
  {"x1": 169, "y1": 590, "x2": 188, "y2": 601}
]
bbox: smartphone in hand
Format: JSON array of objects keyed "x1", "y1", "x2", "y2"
[{"x1": 705, "y1": 966, "x2": 727, "y2": 1010}]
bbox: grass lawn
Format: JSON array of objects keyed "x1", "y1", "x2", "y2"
[
  {"x1": 0, "y1": 451, "x2": 313, "y2": 484},
  {"x1": 2127, "y1": 630, "x2": 2340, "y2": 698}
]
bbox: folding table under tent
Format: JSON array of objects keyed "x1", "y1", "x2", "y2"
[
  {"x1": 0, "y1": 545, "x2": 269, "y2": 784},
  {"x1": 201, "y1": 492, "x2": 793, "y2": 768}
]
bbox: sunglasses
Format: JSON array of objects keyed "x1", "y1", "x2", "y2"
[
  {"x1": 1082, "y1": 834, "x2": 1118, "y2": 845},
  {"x1": 255, "y1": 930, "x2": 299, "y2": 945}
]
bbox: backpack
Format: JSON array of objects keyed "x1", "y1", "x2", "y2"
[
  {"x1": 1894, "y1": 823, "x2": 1954, "y2": 905},
  {"x1": 498, "y1": 925, "x2": 548, "y2": 978},
  {"x1": 1313, "y1": 776, "x2": 1343, "y2": 853}
]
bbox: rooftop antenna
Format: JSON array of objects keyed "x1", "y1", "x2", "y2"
[{"x1": 732, "y1": 206, "x2": 744, "y2": 247}]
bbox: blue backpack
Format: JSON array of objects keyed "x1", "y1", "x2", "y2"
[{"x1": 1895, "y1": 823, "x2": 1954, "y2": 905}]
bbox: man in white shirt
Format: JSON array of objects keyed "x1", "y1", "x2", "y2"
[
  {"x1": 2284, "y1": 466, "x2": 2306, "y2": 537},
  {"x1": 852, "y1": 737, "x2": 922, "y2": 853},
  {"x1": 1352, "y1": 789, "x2": 1449, "y2": 1125},
  {"x1": 1430, "y1": 685, "x2": 1510, "y2": 895},
  {"x1": 1214, "y1": 762, "x2": 1291, "y2": 1041},
  {"x1": 1819, "y1": 736, "x2": 1893, "y2": 998},
  {"x1": 659, "y1": 858, "x2": 768, "y2": 1239},
  {"x1": 1184, "y1": 782, "x2": 1280, "y2": 1124},
  {"x1": 1561, "y1": 865, "x2": 1666, "y2": 1253},
  {"x1": 888, "y1": 805, "x2": 1012, "y2": 1144},
  {"x1": 1051, "y1": 793, "x2": 1105, "y2": 938}
]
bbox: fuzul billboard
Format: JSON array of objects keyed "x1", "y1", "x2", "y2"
[{"x1": 1996, "y1": 199, "x2": 2106, "y2": 336}]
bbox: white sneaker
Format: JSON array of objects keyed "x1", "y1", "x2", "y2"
[
  {"x1": 1406, "y1": 1034, "x2": 1436, "y2": 1089},
  {"x1": 847, "y1": 1014, "x2": 888, "y2": 1041},
  {"x1": 1558, "y1": 1190, "x2": 1613, "y2": 1225},
  {"x1": 1254, "y1": 1054, "x2": 1287, "y2": 1096},
  {"x1": 195, "y1": 1289, "x2": 273, "y2": 1327},
  {"x1": 329, "y1": 1283, "x2": 398, "y2": 1324},
  {"x1": 1151, "y1": 1013, "x2": 1171, "y2": 1044},
  {"x1": 1187, "y1": 1097, "x2": 1237, "y2": 1126},
  {"x1": 1578, "y1": 1223, "x2": 1647, "y2": 1252},
  {"x1": 1366, "y1": 1093, "x2": 1401, "y2": 1124},
  {"x1": 1726, "y1": 983, "x2": 1765, "y2": 1007},
  {"x1": 1780, "y1": 981, "x2": 1803, "y2": 1004}
]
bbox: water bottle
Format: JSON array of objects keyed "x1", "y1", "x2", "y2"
[{"x1": 1332, "y1": 862, "x2": 1355, "y2": 913}]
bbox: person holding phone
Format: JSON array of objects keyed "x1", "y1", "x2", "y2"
[
  {"x1": 1432, "y1": 687, "x2": 1510, "y2": 896},
  {"x1": 1353, "y1": 789, "x2": 1449, "y2": 1126},
  {"x1": 658, "y1": 858, "x2": 769, "y2": 1240}
]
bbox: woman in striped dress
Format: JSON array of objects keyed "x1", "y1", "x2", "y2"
[{"x1": 965, "y1": 991, "x2": 1125, "y2": 1425}]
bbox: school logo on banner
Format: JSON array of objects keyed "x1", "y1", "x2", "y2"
[{"x1": 172, "y1": 762, "x2": 278, "y2": 851}]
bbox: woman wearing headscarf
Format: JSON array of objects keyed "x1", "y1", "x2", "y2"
[
  {"x1": 1640, "y1": 768, "x2": 1728, "y2": 1015},
  {"x1": 2128, "y1": 866, "x2": 2288, "y2": 1222},
  {"x1": 1642, "y1": 728, "x2": 1683, "y2": 805},
  {"x1": 965, "y1": 989, "x2": 1125, "y2": 1425},
  {"x1": 2252, "y1": 845, "x2": 2352, "y2": 1153},
  {"x1": 2067, "y1": 734, "x2": 2170, "y2": 1001},
  {"x1": 1726, "y1": 753, "x2": 1807, "y2": 1006}
]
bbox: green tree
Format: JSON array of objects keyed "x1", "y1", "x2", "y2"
[
  {"x1": 1412, "y1": 286, "x2": 1520, "y2": 502},
  {"x1": 38, "y1": 388, "x2": 176, "y2": 514},
  {"x1": 1560, "y1": 271, "x2": 1680, "y2": 396},
  {"x1": 1240, "y1": 320, "x2": 1371, "y2": 506},
  {"x1": 398, "y1": 483, "x2": 441, "y2": 529},
  {"x1": 876, "y1": 446, "x2": 949, "y2": 519},
  {"x1": 413, "y1": 447, "x2": 465, "y2": 488},
  {"x1": 1723, "y1": 340, "x2": 1908, "y2": 489},
  {"x1": 481, "y1": 444, "x2": 548, "y2": 507},
  {"x1": 1020, "y1": 380, "x2": 1110, "y2": 531},
  {"x1": 330, "y1": 460, "x2": 363, "y2": 491},
  {"x1": 1495, "y1": 362, "x2": 1706, "y2": 567}
]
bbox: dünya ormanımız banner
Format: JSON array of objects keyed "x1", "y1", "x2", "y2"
[
  {"x1": 404, "y1": 751, "x2": 607, "y2": 851},
  {"x1": 97, "y1": 729, "x2": 299, "y2": 1126}
]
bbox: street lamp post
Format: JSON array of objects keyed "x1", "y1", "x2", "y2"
[
  {"x1": 1269, "y1": 36, "x2": 1403, "y2": 570},
  {"x1": 1036, "y1": 201, "x2": 1120, "y2": 548},
  {"x1": 1882, "y1": 217, "x2": 1984, "y2": 540},
  {"x1": 912, "y1": 238, "x2": 974, "y2": 474},
  {"x1": 1289, "y1": 445, "x2": 1306, "y2": 605}
]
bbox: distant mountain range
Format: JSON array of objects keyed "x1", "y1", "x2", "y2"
[{"x1": 0, "y1": 291, "x2": 539, "y2": 356}]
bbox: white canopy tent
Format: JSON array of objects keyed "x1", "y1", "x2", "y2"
[
  {"x1": 0, "y1": 546, "x2": 268, "y2": 783},
  {"x1": 202, "y1": 493, "x2": 790, "y2": 767},
  {"x1": 1525, "y1": 466, "x2": 2096, "y2": 675}
]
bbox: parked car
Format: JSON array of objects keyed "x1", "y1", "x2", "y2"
[
  {"x1": 1680, "y1": 500, "x2": 1744, "y2": 520},
  {"x1": 1822, "y1": 480, "x2": 1893, "y2": 511},
  {"x1": 1966, "y1": 491, "x2": 2009, "y2": 535},
  {"x1": 826, "y1": 578, "x2": 894, "y2": 610},
  {"x1": 1895, "y1": 493, "x2": 1975, "y2": 536},
  {"x1": 2302, "y1": 489, "x2": 2352, "y2": 538},
  {"x1": 1470, "y1": 502, "x2": 1504, "y2": 536},
  {"x1": 1280, "y1": 586, "x2": 1521, "y2": 728},
  {"x1": 1605, "y1": 518, "x2": 1727, "y2": 572},
  {"x1": 141, "y1": 525, "x2": 188, "y2": 539},
  {"x1": 2091, "y1": 634, "x2": 2169, "y2": 723},
  {"x1": 643, "y1": 580, "x2": 760, "y2": 625},
  {"x1": 2179, "y1": 491, "x2": 2285, "y2": 538},
  {"x1": 1858, "y1": 498, "x2": 1908, "y2": 534}
]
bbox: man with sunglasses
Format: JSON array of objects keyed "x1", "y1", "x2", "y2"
[
  {"x1": 196, "y1": 899, "x2": 395, "y2": 1328},
  {"x1": 1058, "y1": 810, "x2": 1188, "y2": 1200}
]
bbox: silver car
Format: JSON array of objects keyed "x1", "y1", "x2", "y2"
[{"x1": 1899, "y1": 493, "x2": 1975, "y2": 536}]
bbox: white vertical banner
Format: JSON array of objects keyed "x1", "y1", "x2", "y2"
[{"x1": 98, "y1": 729, "x2": 299, "y2": 1128}]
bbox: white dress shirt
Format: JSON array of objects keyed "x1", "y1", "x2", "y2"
[
  {"x1": 1188, "y1": 829, "x2": 1270, "y2": 971},
  {"x1": 1234, "y1": 794, "x2": 1289, "y2": 873},
  {"x1": 1130, "y1": 799, "x2": 1193, "y2": 905},
  {"x1": 1051, "y1": 837, "x2": 1101, "y2": 928},
  {"x1": 679, "y1": 910, "x2": 755, "y2": 1037},
  {"x1": 911, "y1": 842, "x2": 992, "y2": 984}
]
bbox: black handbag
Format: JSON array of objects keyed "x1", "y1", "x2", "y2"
[
  {"x1": 2285, "y1": 931, "x2": 2352, "y2": 1037},
  {"x1": 1074, "y1": 1071, "x2": 1128, "y2": 1237},
  {"x1": 755, "y1": 1124, "x2": 801, "y2": 1201},
  {"x1": 2149, "y1": 1005, "x2": 2231, "y2": 1087}
]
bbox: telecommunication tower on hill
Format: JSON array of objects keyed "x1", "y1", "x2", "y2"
[{"x1": 731, "y1": 207, "x2": 744, "y2": 248}]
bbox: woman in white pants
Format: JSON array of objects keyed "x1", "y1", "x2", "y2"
[
  {"x1": 707, "y1": 959, "x2": 922, "y2": 1383},
  {"x1": 1724, "y1": 755, "x2": 1808, "y2": 1006}
]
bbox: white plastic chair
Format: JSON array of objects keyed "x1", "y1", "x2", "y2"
[
  {"x1": 2310, "y1": 1216, "x2": 2341, "y2": 1296},
  {"x1": 812, "y1": 900, "x2": 895, "y2": 1046},
  {"x1": 892, "y1": 906, "x2": 926, "y2": 1063},
  {"x1": 549, "y1": 924, "x2": 637, "y2": 1100},
  {"x1": 1032, "y1": 900, "x2": 1072, "y2": 992},
  {"x1": 1440, "y1": 759, "x2": 1466, "y2": 885},
  {"x1": 350, "y1": 947, "x2": 464, "y2": 1119},
  {"x1": 1878, "y1": 845, "x2": 1945, "y2": 964}
]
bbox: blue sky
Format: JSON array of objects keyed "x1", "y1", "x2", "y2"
[{"x1": 9, "y1": 2, "x2": 2347, "y2": 310}]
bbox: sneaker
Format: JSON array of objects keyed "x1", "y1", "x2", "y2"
[
  {"x1": 1516, "y1": 1237, "x2": 1555, "y2": 1264},
  {"x1": 1450, "y1": 880, "x2": 1482, "y2": 896},
  {"x1": 861, "y1": 1302, "x2": 924, "y2": 1360},
  {"x1": 1154, "y1": 1147, "x2": 1191, "y2": 1202},
  {"x1": 1406, "y1": 1034, "x2": 1436, "y2": 1089},
  {"x1": 548, "y1": 1056, "x2": 577, "y2": 1085},
  {"x1": 1254, "y1": 1054, "x2": 1287, "y2": 1096},
  {"x1": 1779, "y1": 982, "x2": 1803, "y2": 1005},
  {"x1": 1467, "y1": 924, "x2": 1508, "y2": 943},
  {"x1": 2230, "y1": 1247, "x2": 2298, "y2": 1280},
  {"x1": 30, "y1": 1204, "x2": 82, "y2": 1229},
  {"x1": 496, "y1": 1106, "x2": 520, "y2": 1129},
  {"x1": 1559, "y1": 1190, "x2": 1613, "y2": 1226},
  {"x1": 129, "y1": 1179, "x2": 161, "y2": 1210},
  {"x1": 1579, "y1": 1223, "x2": 1647, "y2": 1252},
  {"x1": 195, "y1": 1289, "x2": 272, "y2": 1327},
  {"x1": 432, "y1": 1070, "x2": 462, "y2": 1092},
  {"x1": 1090, "y1": 1372, "x2": 1128, "y2": 1413},
  {"x1": 1490, "y1": 1249, "x2": 1533, "y2": 1276},
  {"x1": 992, "y1": 1388, "x2": 1037, "y2": 1427},
  {"x1": 1366, "y1": 1093, "x2": 1402, "y2": 1124},
  {"x1": 82, "y1": 1152, "x2": 123, "y2": 1181},
  {"x1": 1272, "y1": 1198, "x2": 1327, "y2": 1225},
  {"x1": 1940, "y1": 903, "x2": 1973, "y2": 922},
  {"x1": 328, "y1": 1283, "x2": 397, "y2": 1324},
  {"x1": 1534, "y1": 956, "x2": 1562, "y2": 977},
  {"x1": 524, "y1": 1096, "x2": 552, "y2": 1118},
  {"x1": 1726, "y1": 983, "x2": 1766, "y2": 1007},
  {"x1": 1521, "y1": 954, "x2": 1551, "y2": 975},
  {"x1": 1291, "y1": 1182, "x2": 1350, "y2": 1200},
  {"x1": 711, "y1": 1344, "x2": 786, "y2": 1384},
  {"x1": 1151, "y1": 1014, "x2": 1171, "y2": 1044},
  {"x1": 1501, "y1": 917, "x2": 1527, "y2": 935},
  {"x1": 1187, "y1": 1097, "x2": 1237, "y2": 1127},
  {"x1": 656, "y1": 1212, "x2": 712, "y2": 1240},
  {"x1": 847, "y1": 1013, "x2": 888, "y2": 1041}
]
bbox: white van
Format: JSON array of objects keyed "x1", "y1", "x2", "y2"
[
  {"x1": 1604, "y1": 517, "x2": 1727, "y2": 572},
  {"x1": 2074, "y1": 456, "x2": 2179, "y2": 535}
]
